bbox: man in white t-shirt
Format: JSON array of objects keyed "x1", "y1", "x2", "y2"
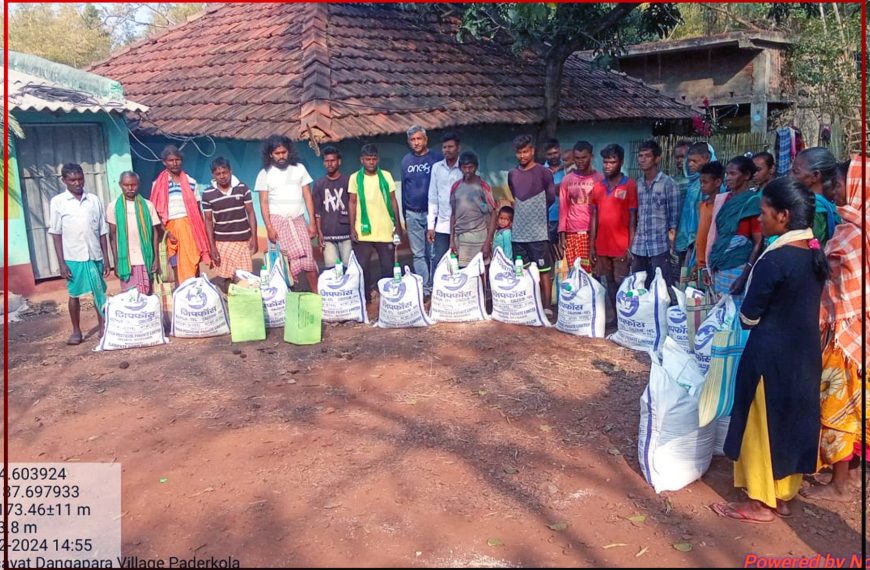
[{"x1": 255, "y1": 135, "x2": 318, "y2": 291}]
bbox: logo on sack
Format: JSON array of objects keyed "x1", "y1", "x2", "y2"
[
  {"x1": 382, "y1": 280, "x2": 407, "y2": 301},
  {"x1": 124, "y1": 298, "x2": 149, "y2": 312},
  {"x1": 326, "y1": 273, "x2": 351, "y2": 290},
  {"x1": 441, "y1": 272, "x2": 468, "y2": 291},
  {"x1": 262, "y1": 286, "x2": 278, "y2": 301},
  {"x1": 492, "y1": 270, "x2": 520, "y2": 291},
  {"x1": 669, "y1": 310, "x2": 687, "y2": 325},
  {"x1": 560, "y1": 282, "x2": 578, "y2": 301},
  {"x1": 696, "y1": 324, "x2": 718, "y2": 348},
  {"x1": 186, "y1": 287, "x2": 208, "y2": 310},
  {"x1": 616, "y1": 290, "x2": 640, "y2": 317}
]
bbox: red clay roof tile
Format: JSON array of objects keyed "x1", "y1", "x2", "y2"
[{"x1": 90, "y1": 3, "x2": 693, "y2": 142}]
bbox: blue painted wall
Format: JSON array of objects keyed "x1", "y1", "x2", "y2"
[
  {"x1": 131, "y1": 120, "x2": 653, "y2": 228},
  {"x1": 6, "y1": 110, "x2": 135, "y2": 269}
]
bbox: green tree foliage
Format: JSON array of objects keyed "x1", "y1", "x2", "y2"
[
  {"x1": 98, "y1": 3, "x2": 207, "y2": 47},
  {"x1": 9, "y1": 4, "x2": 112, "y2": 68},
  {"x1": 668, "y1": 3, "x2": 821, "y2": 38},
  {"x1": 8, "y1": 3, "x2": 207, "y2": 67},
  {"x1": 787, "y1": 4, "x2": 861, "y2": 152},
  {"x1": 667, "y1": 3, "x2": 861, "y2": 151},
  {"x1": 449, "y1": 3, "x2": 681, "y2": 141}
]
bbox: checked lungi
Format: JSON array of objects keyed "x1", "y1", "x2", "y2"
[
  {"x1": 565, "y1": 232, "x2": 592, "y2": 273},
  {"x1": 270, "y1": 214, "x2": 316, "y2": 278},
  {"x1": 215, "y1": 240, "x2": 253, "y2": 279},
  {"x1": 120, "y1": 265, "x2": 152, "y2": 295}
]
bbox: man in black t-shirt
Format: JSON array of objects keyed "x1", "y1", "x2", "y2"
[{"x1": 313, "y1": 146, "x2": 352, "y2": 268}]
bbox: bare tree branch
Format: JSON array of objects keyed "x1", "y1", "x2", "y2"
[{"x1": 699, "y1": 4, "x2": 763, "y2": 32}]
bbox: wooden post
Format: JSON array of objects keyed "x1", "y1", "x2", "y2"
[{"x1": 750, "y1": 50, "x2": 770, "y2": 135}]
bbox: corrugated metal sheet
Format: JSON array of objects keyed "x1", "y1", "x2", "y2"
[
  {"x1": 8, "y1": 68, "x2": 148, "y2": 115},
  {"x1": 17, "y1": 124, "x2": 113, "y2": 279}
]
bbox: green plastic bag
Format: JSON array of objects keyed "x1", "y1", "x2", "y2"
[
  {"x1": 284, "y1": 292, "x2": 322, "y2": 345},
  {"x1": 228, "y1": 284, "x2": 266, "y2": 342}
]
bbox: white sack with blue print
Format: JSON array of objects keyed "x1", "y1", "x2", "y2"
[
  {"x1": 555, "y1": 259, "x2": 606, "y2": 338},
  {"x1": 608, "y1": 269, "x2": 670, "y2": 352},
  {"x1": 666, "y1": 286, "x2": 703, "y2": 353},
  {"x1": 171, "y1": 275, "x2": 230, "y2": 338},
  {"x1": 318, "y1": 251, "x2": 368, "y2": 324},
  {"x1": 375, "y1": 266, "x2": 431, "y2": 328},
  {"x1": 429, "y1": 251, "x2": 488, "y2": 323},
  {"x1": 692, "y1": 295, "x2": 736, "y2": 375},
  {"x1": 638, "y1": 338, "x2": 715, "y2": 493},
  {"x1": 97, "y1": 289, "x2": 168, "y2": 351},
  {"x1": 262, "y1": 261, "x2": 289, "y2": 328},
  {"x1": 489, "y1": 247, "x2": 550, "y2": 327}
]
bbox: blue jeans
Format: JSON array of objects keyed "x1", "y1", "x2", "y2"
[
  {"x1": 431, "y1": 232, "x2": 451, "y2": 275},
  {"x1": 404, "y1": 210, "x2": 432, "y2": 293}
]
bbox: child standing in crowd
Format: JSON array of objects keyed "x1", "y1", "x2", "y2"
[
  {"x1": 752, "y1": 151, "x2": 776, "y2": 191},
  {"x1": 590, "y1": 144, "x2": 637, "y2": 325},
  {"x1": 675, "y1": 142, "x2": 715, "y2": 283},
  {"x1": 693, "y1": 161, "x2": 724, "y2": 288},
  {"x1": 631, "y1": 139, "x2": 679, "y2": 289},
  {"x1": 202, "y1": 157, "x2": 258, "y2": 293},
  {"x1": 493, "y1": 206, "x2": 513, "y2": 259},
  {"x1": 313, "y1": 146, "x2": 352, "y2": 268},
  {"x1": 349, "y1": 144, "x2": 404, "y2": 302},
  {"x1": 449, "y1": 151, "x2": 497, "y2": 266},
  {"x1": 108, "y1": 171, "x2": 162, "y2": 295},
  {"x1": 256, "y1": 135, "x2": 319, "y2": 291},
  {"x1": 707, "y1": 156, "x2": 763, "y2": 298},
  {"x1": 49, "y1": 163, "x2": 111, "y2": 345},
  {"x1": 558, "y1": 141, "x2": 602, "y2": 273},
  {"x1": 508, "y1": 134, "x2": 556, "y2": 315},
  {"x1": 150, "y1": 145, "x2": 211, "y2": 284}
]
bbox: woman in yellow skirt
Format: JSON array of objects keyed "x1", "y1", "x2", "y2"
[{"x1": 712, "y1": 178, "x2": 829, "y2": 524}]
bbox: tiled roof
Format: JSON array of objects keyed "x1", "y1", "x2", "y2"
[{"x1": 90, "y1": 3, "x2": 693, "y2": 142}]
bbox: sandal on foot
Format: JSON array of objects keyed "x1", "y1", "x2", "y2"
[
  {"x1": 66, "y1": 332, "x2": 83, "y2": 345},
  {"x1": 711, "y1": 502, "x2": 775, "y2": 524}
]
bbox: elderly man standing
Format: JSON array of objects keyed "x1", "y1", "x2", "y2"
[
  {"x1": 400, "y1": 125, "x2": 442, "y2": 297},
  {"x1": 427, "y1": 132, "x2": 463, "y2": 272}
]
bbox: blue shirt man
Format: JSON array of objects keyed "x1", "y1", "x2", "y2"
[{"x1": 400, "y1": 125, "x2": 442, "y2": 295}]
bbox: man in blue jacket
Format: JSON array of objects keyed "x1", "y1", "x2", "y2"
[{"x1": 400, "y1": 125, "x2": 442, "y2": 297}]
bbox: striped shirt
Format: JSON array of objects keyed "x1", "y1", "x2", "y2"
[{"x1": 201, "y1": 183, "x2": 253, "y2": 241}]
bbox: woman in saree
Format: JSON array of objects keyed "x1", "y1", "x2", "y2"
[
  {"x1": 790, "y1": 147, "x2": 842, "y2": 248},
  {"x1": 803, "y1": 156, "x2": 869, "y2": 502},
  {"x1": 706, "y1": 156, "x2": 764, "y2": 299}
]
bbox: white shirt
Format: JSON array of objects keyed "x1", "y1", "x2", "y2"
[
  {"x1": 48, "y1": 190, "x2": 109, "y2": 262},
  {"x1": 107, "y1": 197, "x2": 160, "y2": 265},
  {"x1": 427, "y1": 158, "x2": 463, "y2": 234},
  {"x1": 254, "y1": 164, "x2": 313, "y2": 219}
]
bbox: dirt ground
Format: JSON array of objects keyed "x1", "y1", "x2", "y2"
[{"x1": 5, "y1": 281, "x2": 867, "y2": 568}]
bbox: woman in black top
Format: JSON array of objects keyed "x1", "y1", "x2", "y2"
[{"x1": 712, "y1": 178, "x2": 829, "y2": 524}]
